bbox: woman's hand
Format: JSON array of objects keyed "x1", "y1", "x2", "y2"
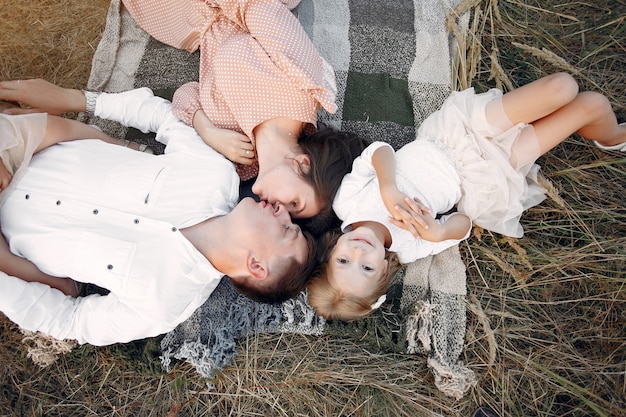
[
  {"x1": 0, "y1": 79, "x2": 86, "y2": 115},
  {"x1": 207, "y1": 128, "x2": 256, "y2": 165},
  {"x1": 193, "y1": 109, "x2": 256, "y2": 165}
]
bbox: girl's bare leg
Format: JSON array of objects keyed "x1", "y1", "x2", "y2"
[
  {"x1": 0, "y1": 233, "x2": 78, "y2": 297},
  {"x1": 574, "y1": 93, "x2": 626, "y2": 147},
  {"x1": 528, "y1": 91, "x2": 625, "y2": 156},
  {"x1": 500, "y1": 73, "x2": 579, "y2": 126},
  {"x1": 501, "y1": 73, "x2": 625, "y2": 158}
]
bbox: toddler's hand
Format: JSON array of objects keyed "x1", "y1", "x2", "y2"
[
  {"x1": 381, "y1": 186, "x2": 430, "y2": 229},
  {"x1": 387, "y1": 197, "x2": 434, "y2": 238}
]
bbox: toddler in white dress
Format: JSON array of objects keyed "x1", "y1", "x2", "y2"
[{"x1": 307, "y1": 73, "x2": 626, "y2": 321}]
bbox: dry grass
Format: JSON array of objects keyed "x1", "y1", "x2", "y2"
[
  {"x1": 1, "y1": 0, "x2": 625, "y2": 416},
  {"x1": 0, "y1": 0, "x2": 109, "y2": 88}
]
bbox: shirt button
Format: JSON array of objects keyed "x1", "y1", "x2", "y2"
[
  {"x1": 107, "y1": 264, "x2": 113, "y2": 270},
  {"x1": 56, "y1": 200, "x2": 62, "y2": 206},
  {"x1": 171, "y1": 227, "x2": 177, "y2": 232},
  {"x1": 25, "y1": 194, "x2": 29, "y2": 200},
  {"x1": 134, "y1": 219, "x2": 140, "y2": 224},
  {"x1": 93, "y1": 209, "x2": 99, "y2": 215}
]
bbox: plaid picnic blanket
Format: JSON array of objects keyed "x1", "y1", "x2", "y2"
[{"x1": 79, "y1": 0, "x2": 476, "y2": 399}]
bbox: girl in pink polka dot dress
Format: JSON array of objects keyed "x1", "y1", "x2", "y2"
[{"x1": 122, "y1": 0, "x2": 353, "y2": 231}]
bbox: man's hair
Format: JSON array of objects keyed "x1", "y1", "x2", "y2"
[
  {"x1": 294, "y1": 128, "x2": 369, "y2": 237},
  {"x1": 231, "y1": 230, "x2": 320, "y2": 304},
  {"x1": 306, "y1": 230, "x2": 401, "y2": 321}
]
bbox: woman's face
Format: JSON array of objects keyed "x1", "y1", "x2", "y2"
[
  {"x1": 327, "y1": 228, "x2": 388, "y2": 298},
  {"x1": 252, "y1": 157, "x2": 323, "y2": 219}
]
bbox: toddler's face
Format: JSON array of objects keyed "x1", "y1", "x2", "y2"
[{"x1": 327, "y1": 228, "x2": 388, "y2": 298}]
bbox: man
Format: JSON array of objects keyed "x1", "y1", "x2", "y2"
[{"x1": 0, "y1": 81, "x2": 317, "y2": 346}]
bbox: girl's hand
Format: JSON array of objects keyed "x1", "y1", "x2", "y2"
[
  {"x1": 0, "y1": 100, "x2": 20, "y2": 114},
  {"x1": 386, "y1": 195, "x2": 436, "y2": 238},
  {"x1": 0, "y1": 79, "x2": 85, "y2": 115},
  {"x1": 391, "y1": 206, "x2": 471, "y2": 242},
  {"x1": 381, "y1": 186, "x2": 431, "y2": 232},
  {"x1": 0, "y1": 163, "x2": 13, "y2": 192},
  {"x1": 388, "y1": 203, "x2": 442, "y2": 241}
]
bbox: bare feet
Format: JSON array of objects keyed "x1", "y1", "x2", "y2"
[{"x1": 594, "y1": 123, "x2": 626, "y2": 152}]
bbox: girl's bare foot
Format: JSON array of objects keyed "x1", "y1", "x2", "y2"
[{"x1": 594, "y1": 123, "x2": 626, "y2": 152}]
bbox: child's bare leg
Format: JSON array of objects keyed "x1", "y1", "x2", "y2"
[
  {"x1": 500, "y1": 73, "x2": 625, "y2": 160},
  {"x1": 529, "y1": 91, "x2": 625, "y2": 156},
  {"x1": 574, "y1": 93, "x2": 625, "y2": 147},
  {"x1": 485, "y1": 73, "x2": 580, "y2": 168},
  {"x1": 501, "y1": 73, "x2": 579, "y2": 126},
  {"x1": 0, "y1": 233, "x2": 78, "y2": 297}
]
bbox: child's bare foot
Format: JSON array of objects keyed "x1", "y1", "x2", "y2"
[{"x1": 594, "y1": 123, "x2": 626, "y2": 152}]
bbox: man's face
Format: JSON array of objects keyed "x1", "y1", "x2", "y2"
[{"x1": 232, "y1": 197, "x2": 309, "y2": 264}]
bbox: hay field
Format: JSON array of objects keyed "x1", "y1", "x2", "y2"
[{"x1": 1, "y1": 0, "x2": 625, "y2": 416}]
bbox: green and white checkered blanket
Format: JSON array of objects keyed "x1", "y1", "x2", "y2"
[{"x1": 81, "y1": 0, "x2": 476, "y2": 399}]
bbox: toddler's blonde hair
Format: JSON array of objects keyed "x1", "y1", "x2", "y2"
[{"x1": 307, "y1": 230, "x2": 401, "y2": 321}]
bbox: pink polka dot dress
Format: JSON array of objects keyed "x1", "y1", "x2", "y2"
[{"x1": 122, "y1": 0, "x2": 337, "y2": 180}]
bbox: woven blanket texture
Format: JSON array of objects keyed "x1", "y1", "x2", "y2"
[{"x1": 79, "y1": 0, "x2": 476, "y2": 399}]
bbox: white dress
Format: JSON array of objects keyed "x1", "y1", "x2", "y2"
[
  {"x1": 334, "y1": 141, "x2": 470, "y2": 264},
  {"x1": 334, "y1": 87, "x2": 547, "y2": 263},
  {"x1": 416, "y1": 87, "x2": 546, "y2": 237}
]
